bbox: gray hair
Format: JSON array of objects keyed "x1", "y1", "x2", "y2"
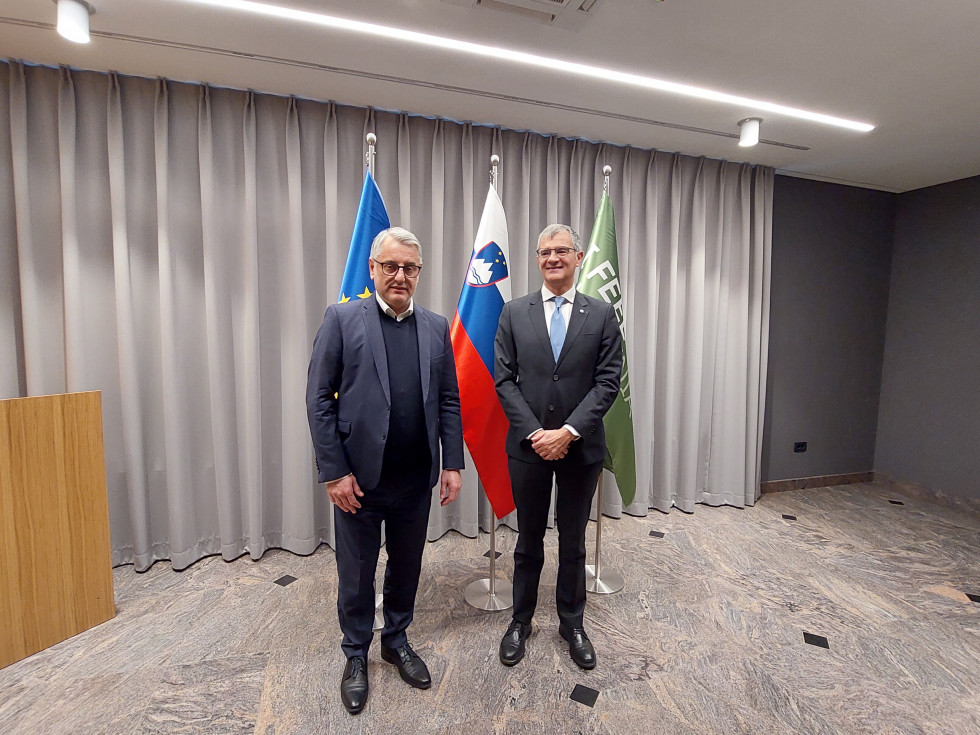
[
  {"x1": 370, "y1": 226, "x2": 423, "y2": 261},
  {"x1": 537, "y1": 223, "x2": 581, "y2": 252}
]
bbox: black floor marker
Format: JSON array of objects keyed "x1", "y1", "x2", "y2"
[
  {"x1": 274, "y1": 575, "x2": 298, "y2": 586},
  {"x1": 967, "y1": 593, "x2": 980, "y2": 604},
  {"x1": 570, "y1": 684, "x2": 599, "y2": 707},
  {"x1": 483, "y1": 550, "x2": 502, "y2": 559},
  {"x1": 803, "y1": 632, "x2": 829, "y2": 649},
  {"x1": 649, "y1": 531, "x2": 665, "y2": 538},
  {"x1": 888, "y1": 499, "x2": 905, "y2": 505},
  {"x1": 782, "y1": 514, "x2": 797, "y2": 521}
]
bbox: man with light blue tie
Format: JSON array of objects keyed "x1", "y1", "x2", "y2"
[{"x1": 493, "y1": 223, "x2": 623, "y2": 670}]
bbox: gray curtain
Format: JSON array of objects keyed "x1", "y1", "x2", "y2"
[{"x1": 0, "y1": 61, "x2": 773, "y2": 571}]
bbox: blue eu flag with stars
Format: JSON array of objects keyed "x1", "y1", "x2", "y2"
[{"x1": 338, "y1": 171, "x2": 390, "y2": 302}]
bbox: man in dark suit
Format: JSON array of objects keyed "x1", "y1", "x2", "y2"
[
  {"x1": 494, "y1": 223, "x2": 622, "y2": 670},
  {"x1": 307, "y1": 226, "x2": 464, "y2": 715}
]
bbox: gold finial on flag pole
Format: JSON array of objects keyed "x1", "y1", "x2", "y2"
[
  {"x1": 366, "y1": 132, "x2": 377, "y2": 175},
  {"x1": 602, "y1": 164, "x2": 612, "y2": 195}
]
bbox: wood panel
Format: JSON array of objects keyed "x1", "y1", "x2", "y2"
[{"x1": 1, "y1": 391, "x2": 115, "y2": 669}]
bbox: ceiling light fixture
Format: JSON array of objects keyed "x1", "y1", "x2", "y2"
[
  {"x1": 174, "y1": 0, "x2": 875, "y2": 133},
  {"x1": 738, "y1": 117, "x2": 761, "y2": 147},
  {"x1": 56, "y1": 0, "x2": 93, "y2": 44}
]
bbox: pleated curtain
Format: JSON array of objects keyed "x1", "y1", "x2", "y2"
[{"x1": 0, "y1": 61, "x2": 773, "y2": 571}]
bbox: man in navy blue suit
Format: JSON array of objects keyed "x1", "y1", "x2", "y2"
[{"x1": 307, "y1": 226, "x2": 464, "y2": 715}]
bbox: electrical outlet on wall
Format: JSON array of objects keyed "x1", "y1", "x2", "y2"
[{"x1": 794, "y1": 442, "x2": 807, "y2": 453}]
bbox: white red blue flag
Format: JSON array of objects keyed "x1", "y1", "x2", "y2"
[{"x1": 450, "y1": 185, "x2": 514, "y2": 518}]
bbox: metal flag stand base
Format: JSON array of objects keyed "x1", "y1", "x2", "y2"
[
  {"x1": 585, "y1": 474, "x2": 624, "y2": 594},
  {"x1": 464, "y1": 518, "x2": 514, "y2": 610}
]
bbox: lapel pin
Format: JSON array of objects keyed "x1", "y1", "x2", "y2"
[{"x1": 579, "y1": 308, "x2": 585, "y2": 313}]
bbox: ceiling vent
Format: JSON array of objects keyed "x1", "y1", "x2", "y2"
[{"x1": 444, "y1": 0, "x2": 605, "y2": 28}]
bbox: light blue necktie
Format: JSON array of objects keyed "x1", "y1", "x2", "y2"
[{"x1": 550, "y1": 296, "x2": 566, "y2": 362}]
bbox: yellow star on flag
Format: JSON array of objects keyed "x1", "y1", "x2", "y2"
[
  {"x1": 358, "y1": 287, "x2": 372, "y2": 299},
  {"x1": 339, "y1": 294, "x2": 351, "y2": 303}
]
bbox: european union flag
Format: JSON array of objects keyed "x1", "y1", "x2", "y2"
[{"x1": 339, "y1": 171, "x2": 390, "y2": 302}]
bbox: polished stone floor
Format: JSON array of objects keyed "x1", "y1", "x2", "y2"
[{"x1": 1, "y1": 481, "x2": 978, "y2": 734}]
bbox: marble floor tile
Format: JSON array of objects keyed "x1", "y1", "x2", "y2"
[
  {"x1": 1, "y1": 482, "x2": 978, "y2": 734},
  {"x1": 135, "y1": 654, "x2": 269, "y2": 734}
]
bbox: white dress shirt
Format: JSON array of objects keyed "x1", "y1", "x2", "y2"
[
  {"x1": 536, "y1": 285, "x2": 580, "y2": 440},
  {"x1": 541, "y1": 285, "x2": 575, "y2": 337},
  {"x1": 375, "y1": 292, "x2": 415, "y2": 321}
]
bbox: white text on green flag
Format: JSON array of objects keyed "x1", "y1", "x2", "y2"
[{"x1": 577, "y1": 192, "x2": 636, "y2": 505}]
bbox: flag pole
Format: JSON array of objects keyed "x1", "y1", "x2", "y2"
[
  {"x1": 586, "y1": 164, "x2": 625, "y2": 595},
  {"x1": 586, "y1": 473, "x2": 624, "y2": 593},
  {"x1": 367, "y1": 130, "x2": 386, "y2": 630},
  {"x1": 366, "y1": 132, "x2": 377, "y2": 175},
  {"x1": 464, "y1": 153, "x2": 513, "y2": 612}
]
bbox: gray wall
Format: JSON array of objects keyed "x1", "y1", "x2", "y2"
[
  {"x1": 762, "y1": 175, "x2": 895, "y2": 481},
  {"x1": 875, "y1": 176, "x2": 980, "y2": 500}
]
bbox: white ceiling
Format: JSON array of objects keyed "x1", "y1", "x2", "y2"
[{"x1": 2, "y1": 0, "x2": 979, "y2": 193}]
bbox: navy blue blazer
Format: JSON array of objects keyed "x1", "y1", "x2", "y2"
[
  {"x1": 494, "y1": 290, "x2": 622, "y2": 465},
  {"x1": 306, "y1": 298, "x2": 464, "y2": 490}
]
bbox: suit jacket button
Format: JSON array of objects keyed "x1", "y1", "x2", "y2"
[
  {"x1": 548, "y1": 405, "x2": 554, "y2": 411},
  {"x1": 553, "y1": 375, "x2": 559, "y2": 381}
]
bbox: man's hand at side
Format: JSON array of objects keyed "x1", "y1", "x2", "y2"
[
  {"x1": 327, "y1": 474, "x2": 363, "y2": 513},
  {"x1": 440, "y1": 469, "x2": 462, "y2": 506}
]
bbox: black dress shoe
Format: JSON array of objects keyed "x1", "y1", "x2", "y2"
[
  {"x1": 340, "y1": 656, "x2": 368, "y2": 714},
  {"x1": 559, "y1": 626, "x2": 596, "y2": 670},
  {"x1": 499, "y1": 619, "x2": 531, "y2": 666},
  {"x1": 380, "y1": 643, "x2": 432, "y2": 689}
]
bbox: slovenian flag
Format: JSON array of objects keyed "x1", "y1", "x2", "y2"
[
  {"x1": 450, "y1": 185, "x2": 514, "y2": 518},
  {"x1": 339, "y1": 170, "x2": 390, "y2": 303}
]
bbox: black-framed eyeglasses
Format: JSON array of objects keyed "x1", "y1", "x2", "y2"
[
  {"x1": 536, "y1": 247, "x2": 575, "y2": 258},
  {"x1": 373, "y1": 260, "x2": 422, "y2": 278}
]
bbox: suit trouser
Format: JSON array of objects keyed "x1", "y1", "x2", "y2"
[
  {"x1": 333, "y1": 480, "x2": 431, "y2": 659},
  {"x1": 508, "y1": 456, "x2": 603, "y2": 630}
]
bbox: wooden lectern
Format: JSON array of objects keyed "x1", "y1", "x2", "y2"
[{"x1": 0, "y1": 391, "x2": 116, "y2": 669}]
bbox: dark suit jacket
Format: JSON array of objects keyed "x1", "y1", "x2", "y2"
[
  {"x1": 306, "y1": 298, "x2": 464, "y2": 490},
  {"x1": 494, "y1": 290, "x2": 622, "y2": 464}
]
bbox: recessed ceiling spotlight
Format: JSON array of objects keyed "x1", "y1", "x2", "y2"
[
  {"x1": 738, "y1": 118, "x2": 762, "y2": 147},
  {"x1": 55, "y1": 0, "x2": 93, "y2": 44},
  {"x1": 173, "y1": 0, "x2": 874, "y2": 133}
]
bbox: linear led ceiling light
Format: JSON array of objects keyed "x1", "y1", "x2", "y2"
[{"x1": 175, "y1": 0, "x2": 875, "y2": 133}]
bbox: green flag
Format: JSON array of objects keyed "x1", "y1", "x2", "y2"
[{"x1": 577, "y1": 192, "x2": 637, "y2": 505}]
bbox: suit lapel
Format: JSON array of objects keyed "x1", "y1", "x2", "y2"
[
  {"x1": 416, "y1": 305, "x2": 431, "y2": 403},
  {"x1": 361, "y1": 300, "x2": 391, "y2": 406},
  {"x1": 556, "y1": 293, "x2": 589, "y2": 367},
  {"x1": 528, "y1": 293, "x2": 552, "y2": 359}
]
